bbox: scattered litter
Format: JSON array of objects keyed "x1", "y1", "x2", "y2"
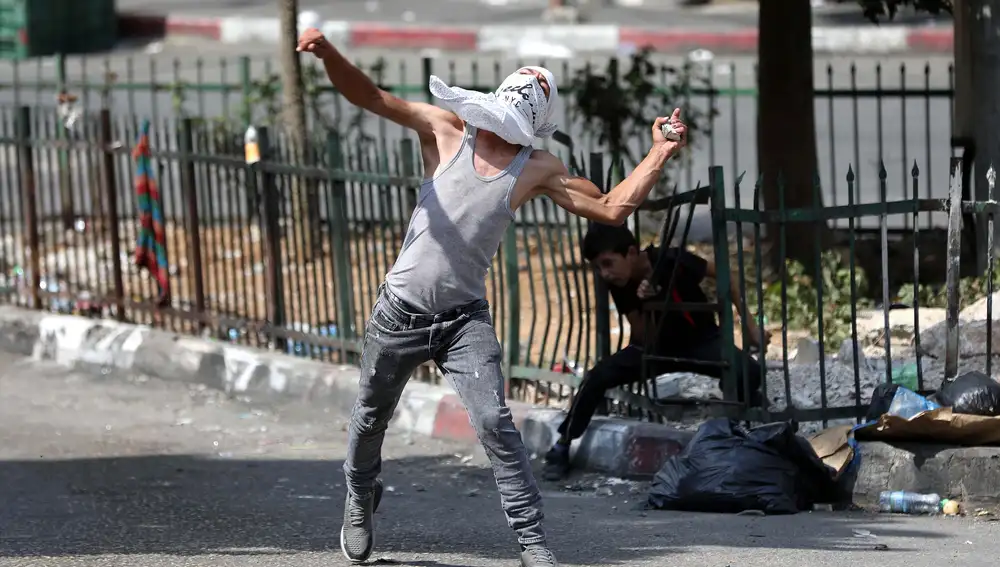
[
  {"x1": 466, "y1": 488, "x2": 480, "y2": 497},
  {"x1": 293, "y1": 495, "x2": 332, "y2": 500},
  {"x1": 853, "y1": 529, "x2": 875, "y2": 539},
  {"x1": 460, "y1": 455, "x2": 474, "y2": 464},
  {"x1": 879, "y1": 491, "x2": 944, "y2": 514},
  {"x1": 874, "y1": 543, "x2": 889, "y2": 551},
  {"x1": 936, "y1": 371, "x2": 1000, "y2": 416},
  {"x1": 175, "y1": 417, "x2": 193, "y2": 426},
  {"x1": 386, "y1": 486, "x2": 396, "y2": 493},
  {"x1": 595, "y1": 487, "x2": 614, "y2": 497}
]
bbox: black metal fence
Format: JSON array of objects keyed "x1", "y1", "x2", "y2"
[
  {"x1": 0, "y1": 100, "x2": 995, "y2": 430},
  {"x1": 632, "y1": 156, "x2": 997, "y2": 430}
]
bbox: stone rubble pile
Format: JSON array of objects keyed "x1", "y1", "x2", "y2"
[{"x1": 650, "y1": 292, "x2": 1000, "y2": 435}]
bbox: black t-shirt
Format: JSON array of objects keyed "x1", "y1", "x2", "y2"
[{"x1": 608, "y1": 246, "x2": 720, "y2": 350}]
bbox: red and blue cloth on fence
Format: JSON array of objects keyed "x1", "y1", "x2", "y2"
[{"x1": 133, "y1": 120, "x2": 170, "y2": 307}]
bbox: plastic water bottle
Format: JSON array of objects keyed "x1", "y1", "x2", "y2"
[
  {"x1": 892, "y1": 363, "x2": 919, "y2": 391},
  {"x1": 878, "y1": 491, "x2": 941, "y2": 514}
]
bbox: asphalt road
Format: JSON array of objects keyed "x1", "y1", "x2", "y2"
[
  {"x1": 110, "y1": 0, "x2": 952, "y2": 29},
  {"x1": 0, "y1": 43, "x2": 957, "y2": 235},
  {"x1": 1, "y1": 351, "x2": 997, "y2": 567},
  {"x1": 117, "y1": 0, "x2": 755, "y2": 28}
]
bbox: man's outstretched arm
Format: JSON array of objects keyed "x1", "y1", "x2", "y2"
[
  {"x1": 297, "y1": 28, "x2": 460, "y2": 139},
  {"x1": 534, "y1": 109, "x2": 687, "y2": 225}
]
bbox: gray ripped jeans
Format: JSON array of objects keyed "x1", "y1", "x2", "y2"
[{"x1": 344, "y1": 285, "x2": 546, "y2": 546}]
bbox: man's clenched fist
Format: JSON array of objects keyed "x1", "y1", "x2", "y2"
[{"x1": 296, "y1": 28, "x2": 334, "y2": 59}]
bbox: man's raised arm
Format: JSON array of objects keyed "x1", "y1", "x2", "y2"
[
  {"x1": 296, "y1": 28, "x2": 459, "y2": 139},
  {"x1": 534, "y1": 109, "x2": 686, "y2": 225}
]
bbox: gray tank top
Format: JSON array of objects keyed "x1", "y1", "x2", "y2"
[{"x1": 385, "y1": 125, "x2": 533, "y2": 313}]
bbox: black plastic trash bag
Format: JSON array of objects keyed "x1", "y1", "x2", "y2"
[
  {"x1": 647, "y1": 418, "x2": 839, "y2": 515},
  {"x1": 936, "y1": 371, "x2": 1000, "y2": 416},
  {"x1": 866, "y1": 383, "x2": 900, "y2": 423}
]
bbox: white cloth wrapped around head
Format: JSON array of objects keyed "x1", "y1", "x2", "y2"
[{"x1": 428, "y1": 66, "x2": 559, "y2": 147}]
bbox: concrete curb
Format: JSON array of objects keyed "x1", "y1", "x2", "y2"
[
  {"x1": 6, "y1": 306, "x2": 1000, "y2": 504},
  {"x1": 117, "y1": 13, "x2": 954, "y2": 54},
  {"x1": 0, "y1": 306, "x2": 688, "y2": 478},
  {"x1": 852, "y1": 441, "x2": 1000, "y2": 508}
]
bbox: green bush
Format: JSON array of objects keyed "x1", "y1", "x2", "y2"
[{"x1": 744, "y1": 250, "x2": 873, "y2": 351}]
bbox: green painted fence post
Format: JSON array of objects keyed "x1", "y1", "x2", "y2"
[
  {"x1": 55, "y1": 53, "x2": 74, "y2": 231},
  {"x1": 239, "y1": 56, "x2": 252, "y2": 126},
  {"x1": 422, "y1": 57, "x2": 433, "y2": 103},
  {"x1": 503, "y1": 222, "x2": 521, "y2": 379},
  {"x1": 179, "y1": 117, "x2": 206, "y2": 328},
  {"x1": 399, "y1": 138, "x2": 417, "y2": 224},
  {"x1": 709, "y1": 165, "x2": 736, "y2": 402},
  {"x1": 258, "y1": 126, "x2": 286, "y2": 350},
  {"x1": 590, "y1": 152, "x2": 612, "y2": 360},
  {"x1": 326, "y1": 131, "x2": 357, "y2": 358},
  {"x1": 16, "y1": 106, "x2": 41, "y2": 311}
]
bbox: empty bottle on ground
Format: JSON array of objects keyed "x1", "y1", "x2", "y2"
[{"x1": 878, "y1": 491, "x2": 941, "y2": 514}]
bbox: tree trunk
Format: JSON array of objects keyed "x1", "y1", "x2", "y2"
[
  {"x1": 278, "y1": 0, "x2": 317, "y2": 261},
  {"x1": 966, "y1": 0, "x2": 1000, "y2": 273},
  {"x1": 757, "y1": 0, "x2": 829, "y2": 273}
]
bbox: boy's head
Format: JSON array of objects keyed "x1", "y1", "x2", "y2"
[{"x1": 582, "y1": 224, "x2": 644, "y2": 287}]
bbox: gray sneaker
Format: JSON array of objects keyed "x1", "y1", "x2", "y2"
[
  {"x1": 520, "y1": 544, "x2": 559, "y2": 567},
  {"x1": 340, "y1": 479, "x2": 385, "y2": 563}
]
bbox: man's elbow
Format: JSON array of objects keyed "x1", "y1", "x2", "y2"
[{"x1": 597, "y1": 199, "x2": 631, "y2": 226}]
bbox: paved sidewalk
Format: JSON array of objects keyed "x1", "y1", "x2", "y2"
[{"x1": 3, "y1": 351, "x2": 998, "y2": 567}]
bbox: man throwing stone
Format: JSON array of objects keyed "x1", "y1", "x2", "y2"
[{"x1": 297, "y1": 28, "x2": 687, "y2": 567}]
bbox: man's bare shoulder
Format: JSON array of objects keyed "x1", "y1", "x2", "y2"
[
  {"x1": 403, "y1": 101, "x2": 463, "y2": 140},
  {"x1": 419, "y1": 102, "x2": 463, "y2": 127},
  {"x1": 525, "y1": 149, "x2": 568, "y2": 177}
]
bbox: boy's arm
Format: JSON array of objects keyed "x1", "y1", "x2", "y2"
[{"x1": 625, "y1": 311, "x2": 646, "y2": 347}]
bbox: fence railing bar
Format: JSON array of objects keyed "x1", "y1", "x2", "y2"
[{"x1": 945, "y1": 157, "x2": 963, "y2": 380}]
